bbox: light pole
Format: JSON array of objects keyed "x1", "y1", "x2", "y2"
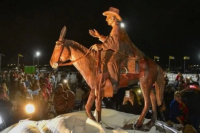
[
  {"x1": 183, "y1": 56, "x2": 190, "y2": 73},
  {"x1": 169, "y1": 56, "x2": 175, "y2": 72},
  {"x1": 33, "y1": 55, "x2": 35, "y2": 66}
]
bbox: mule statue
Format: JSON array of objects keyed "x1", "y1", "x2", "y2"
[{"x1": 50, "y1": 25, "x2": 165, "y2": 130}]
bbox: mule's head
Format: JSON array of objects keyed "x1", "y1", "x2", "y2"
[{"x1": 50, "y1": 26, "x2": 70, "y2": 69}]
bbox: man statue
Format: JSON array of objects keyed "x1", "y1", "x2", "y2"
[{"x1": 89, "y1": 7, "x2": 143, "y2": 90}]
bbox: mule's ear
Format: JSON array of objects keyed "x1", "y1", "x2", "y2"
[{"x1": 59, "y1": 26, "x2": 67, "y2": 41}]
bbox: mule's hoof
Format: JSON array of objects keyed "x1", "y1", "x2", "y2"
[{"x1": 134, "y1": 123, "x2": 143, "y2": 130}]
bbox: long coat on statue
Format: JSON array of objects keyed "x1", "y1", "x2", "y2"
[{"x1": 97, "y1": 22, "x2": 143, "y2": 85}]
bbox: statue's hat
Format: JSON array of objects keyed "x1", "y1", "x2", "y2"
[{"x1": 103, "y1": 7, "x2": 122, "y2": 21}]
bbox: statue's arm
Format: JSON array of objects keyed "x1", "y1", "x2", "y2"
[
  {"x1": 98, "y1": 35, "x2": 107, "y2": 42},
  {"x1": 101, "y1": 34, "x2": 119, "y2": 51},
  {"x1": 89, "y1": 29, "x2": 108, "y2": 42},
  {"x1": 92, "y1": 34, "x2": 119, "y2": 51}
]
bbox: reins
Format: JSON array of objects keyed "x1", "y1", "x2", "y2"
[{"x1": 58, "y1": 45, "x2": 93, "y2": 66}]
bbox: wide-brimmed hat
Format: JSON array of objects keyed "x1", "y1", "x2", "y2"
[{"x1": 103, "y1": 7, "x2": 122, "y2": 21}]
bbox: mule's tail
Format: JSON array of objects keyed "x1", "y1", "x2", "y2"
[{"x1": 155, "y1": 66, "x2": 165, "y2": 106}]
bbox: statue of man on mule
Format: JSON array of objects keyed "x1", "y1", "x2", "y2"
[
  {"x1": 50, "y1": 6, "x2": 165, "y2": 131},
  {"x1": 89, "y1": 7, "x2": 165, "y2": 130},
  {"x1": 89, "y1": 7, "x2": 143, "y2": 92}
]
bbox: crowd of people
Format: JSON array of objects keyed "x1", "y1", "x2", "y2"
[
  {"x1": 0, "y1": 69, "x2": 200, "y2": 132},
  {"x1": 156, "y1": 72, "x2": 200, "y2": 132},
  {"x1": 0, "y1": 69, "x2": 91, "y2": 130},
  {"x1": 168, "y1": 72, "x2": 200, "y2": 132},
  {"x1": 106, "y1": 72, "x2": 200, "y2": 132}
]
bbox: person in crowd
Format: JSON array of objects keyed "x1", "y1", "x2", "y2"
[
  {"x1": 120, "y1": 89, "x2": 143, "y2": 115},
  {"x1": 183, "y1": 77, "x2": 193, "y2": 88},
  {"x1": 194, "y1": 73, "x2": 200, "y2": 85},
  {"x1": 103, "y1": 84, "x2": 131, "y2": 110},
  {"x1": 8, "y1": 71, "x2": 18, "y2": 99},
  {"x1": 175, "y1": 72, "x2": 185, "y2": 90},
  {"x1": 40, "y1": 83, "x2": 51, "y2": 102},
  {"x1": 1, "y1": 83, "x2": 9, "y2": 97},
  {"x1": 53, "y1": 83, "x2": 69, "y2": 115},
  {"x1": 5, "y1": 71, "x2": 11, "y2": 90},
  {"x1": 195, "y1": 73, "x2": 199, "y2": 81},
  {"x1": 60, "y1": 72, "x2": 67, "y2": 83},
  {"x1": 180, "y1": 84, "x2": 200, "y2": 132},
  {"x1": 24, "y1": 75, "x2": 32, "y2": 90},
  {"x1": 32, "y1": 79, "x2": 40, "y2": 91},
  {"x1": 0, "y1": 83, "x2": 14, "y2": 128},
  {"x1": 74, "y1": 82, "x2": 85, "y2": 110},
  {"x1": 13, "y1": 77, "x2": 33, "y2": 121},
  {"x1": 18, "y1": 70, "x2": 24, "y2": 80},
  {"x1": 164, "y1": 74, "x2": 169, "y2": 87},
  {"x1": 35, "y1": 83, "x2": 50, "y2": 120},
  {"x1": 0, "y1": 83, "x2": 9, "y2": 101},
  {"x1": 163, "y1": 85, "x2": 175, "y2": 121},
  {"x1": 50, "y1": 72, "x2": 56, "y2": 91},
  {"x1": 17, "y1": 77, "x2": 27, "y2": 98},
  {"x1": 31, "y1": 79, "x2": 41, "y2": 100},
  {"x1": 9, "y1": 70, "x2": 15, "y2": 87},
  {"x1": 1, "y1": 71, "x2": 7, "y2": 84},
  {"x1": 39, "y1": 73, "x2": 52, "y2": 95},
  {"x1": 169, "y1": 91, "x2": 189, "y2": 126},
  {"x1": 44, "y1": 73, "x2": 52, "y2": 94}
]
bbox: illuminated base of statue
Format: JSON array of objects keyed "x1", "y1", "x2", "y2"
[{"x1": 2, "y1": 108, "x2": 178, "y2": 133}]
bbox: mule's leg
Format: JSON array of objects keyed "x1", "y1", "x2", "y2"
[
  {"x1": 95, "y1": 94, "x2": 102, "y2": 122},
  {"x1": 85, "y1": 89, "x2": 96, "y2": 121},
  {"x1": 135, "y1": 85, "x2": 151, "y2": 128},
  {"x1": 135, "y1": 78, "x2": 153, "y2": 128},
  {"x1": 96, "y1": 74, "x2": 102, "y2": 122},
  {"x1": 144, "y1": 89, "x2": 157, "y2": 129}
]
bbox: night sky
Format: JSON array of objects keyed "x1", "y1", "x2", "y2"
[{"x1": 0, "y1": 0, "x2": 200, "y2": 69}]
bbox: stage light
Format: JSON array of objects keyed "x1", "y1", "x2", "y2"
[
  {"x1": 25, "y1": 104, "x2": 35, "y2": 114},
  {"x1": 63, "y1": 79, "x2": 68, "y2": 84}
]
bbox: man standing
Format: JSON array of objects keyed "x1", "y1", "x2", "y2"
[{"x1": 89, "y1": 7, "x2": 143, "y2": 90}]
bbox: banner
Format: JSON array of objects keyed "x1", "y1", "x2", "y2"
[
  {"x1": 183, "y1": 56, "x2": 190, "y2": 60},
  {"x1": 24, "y1": 66, "x2": 36, "y2": 74},
  {"x1": 18, "y1": 54, "x2": 23, "y2": 57},
  {"x1": 169, "y1": 56, "x2": 175, "y2": 59},
  {"x1": 154, "y1": 56, "x2": 160, "y2": 60}
]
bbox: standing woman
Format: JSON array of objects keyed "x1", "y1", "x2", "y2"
[
  {"x1": 1, "y1": 83, "x2": 9, "y2": 98},
  {"x1": 0, "y1": 83, "x2": 9, "y2": 101}
]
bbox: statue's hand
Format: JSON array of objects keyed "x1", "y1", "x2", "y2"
[
  {"x1": 91, "y1": 44, "x2": 99, "y2": 51},
  {"x1": 89, "y1": 29, "x2": 100, "y2": 38}
]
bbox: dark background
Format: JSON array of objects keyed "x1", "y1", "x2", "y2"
[{"x1": 0, "y1": 0, "x2": 200, "y2": 70}]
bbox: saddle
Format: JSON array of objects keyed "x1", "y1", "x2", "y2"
[
  {"x1": 120, "y1": 57, "x2": 145, "y2": 79},
  {"x1": 95, "y1": 51, "x2": 145, "y2": 98}
]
